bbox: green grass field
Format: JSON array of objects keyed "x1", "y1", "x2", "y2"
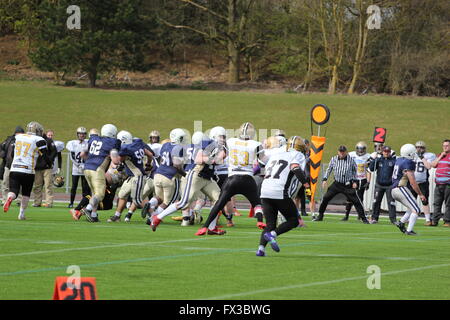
[
  {"x1": 1, "y1": 80, "x2": 449, "y2": 162},
  {"x1": 1, "y1": 203, "x2": 450, "y2": 300},
  {"x1": 0, "y1": 80, "x2": 449, "y2": 301}
]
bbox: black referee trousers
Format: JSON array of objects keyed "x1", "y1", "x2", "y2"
[
  {"x1": 318, "y1": 181, "x2": 366, "y2": 220},
  {"x1": 202, "y1": 174, "x2": 261, "y2": 228}
]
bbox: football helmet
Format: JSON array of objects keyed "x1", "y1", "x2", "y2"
[
  {"x1": 53, "y1": 175, "x2": 65, "y2": 188},
  {"x1": 374, "y1": 142, "x2": 384, "y2": 153},
  {"x1": 117, "y1": 130, "x2": 133, "y2": 145},
  {"x1": 355, "y1": 141, "x2": 367, "y2": 156},
  {"x1": 192, "y1": 131, "x2": 207, "y2": 145},
  {"x1": 265, "y1": 136, "x2": 280, "y2": 149},
  {"x1": 26, "y1": 121, "x2": 44, "y2": 136},
  {"x1": 415, "y1": 140, "x2": 426, "y2": 149},
  {"x1": 400, "y1": 144, "x2": 416, "y2": 159},
  {"x1": 89, "y1": 128, "x2": 99, "y2": 137},
  {"x1": 149, "y1": 130, "x2": 160, "y2": 143},
  {"x1": 170, "y1": 128, "x2": 186, "y2": 144},
  {"x1": 101, "y1": 124, "x2": 118, "y2": 138},
  {"x1": 287, "y1": 136, "x2": 307, "y2": 153},
  {"x1": 274, "y1": 129, "x2": 286, "y2": 137},
  {"x1": 276, "y1": 136, "x2": 287, "y2": 147},
  {"x1": 239, "y1": 122, "x2": 256, "y2": 140},
  {"x1": 209, "y1": 126, "x2": 227, "y2": 144},
  {"x1": 77, "y1": 127, "x2": 87, "y2": 139}
]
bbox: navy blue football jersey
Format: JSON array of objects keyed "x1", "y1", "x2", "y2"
[
  {"x1": 155, "y1": 142, "x2": 184, "y2": 179},
  {"x1": 119, "y1": 138, "x2": 151, "y2": 177},
  {"x1": 84, "y1": 136, "x2": 121, "y2": 171},
  {"x1": 392, "y1": 157, "x2": 416, "y2": 188}
]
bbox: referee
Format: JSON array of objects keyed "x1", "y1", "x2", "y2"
[{"x1": 313, "y1": 145, "x2": 369, "y2": 223}]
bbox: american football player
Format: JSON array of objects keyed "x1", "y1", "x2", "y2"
[
  {"x1": 80, "y1": 124, "x2": 121, "y2": 222},
  {"x1": 107, "y1": 130, "x2": 154, "y2": 223},
  {"x1": 256, "y1": 136, "x2": 308, "y2": 257},
  {"x1": 343, "y1": 141, "x2": 371, "y2": 221},
  {"x1": 3, "y1": 121, "x2": 52, "y2": 220},
  {"x1": 66, "y1": 127, "x2": 91, "y2": 208},
  {"x1": 391, "y1": 144, "x2": 427, "y2": 235}
]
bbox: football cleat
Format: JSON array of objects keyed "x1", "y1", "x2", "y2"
[
  {"x1": 171, "y1": 216, "x2": 184, "y2": 222},
  {"x1": 107, "y1": 215, "x2": 120, "y2": 223},
  {"x1": 424, "y1": 221, "x2": 432, "y2": 226},
  {"x1": 226, "y1": 220, "x2": 235, "y2": 227},
  {"x1": 3, "y1": 197, "x2": 13, "y2": 213},
  {"x1": 195, "y1": 227, "x2": 208, "y2": 236},
  {"x1": 256, "y1": 222, "x2": 266, "y2": 230},
  {"x1": 181, "y1": 218, "x2": 191, "y2": 227},
  {"x1": 150, "y1": 215, "x2": 161, "y2": 231},
  {"x1": 207, "y1": 227, "x2": 226, "y2": 235},
  {"x1": 68, "y1": 203, "x2": 74, "y2": 208},
  {"x1": 395, "y1": 221, "x2": 406, "y2": 233},
  {"x1": 263, "y1": 232, "x2": 280, "y2": 252},
  {"x1": 124, "y1": 213, "x2": 132, "y2": 222},
  {"x1": 405, "y1": 230, "x2": 417, "y2": 235},
  {"x1": 70, "y1": 209, "x2": 82, "y2": 221},
  {"x1": 18, "y1": 214, "x2": 26, "y2": 220},
  {"x1": 256, "y1": 250, "x2": 266, "y2": 257}
]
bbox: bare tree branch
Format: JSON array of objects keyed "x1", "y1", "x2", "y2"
[{"x1": 179, "y1": 0, "x2": 228, "y2": 22}]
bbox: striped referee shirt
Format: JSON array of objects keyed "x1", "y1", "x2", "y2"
[{"x1": 323, "y1": 154, "x2": 357, "y2": 184}]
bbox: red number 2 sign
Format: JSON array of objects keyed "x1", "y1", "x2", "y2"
[{"x1": 373, "y1": 127, "x2": 386, "y2": 143}]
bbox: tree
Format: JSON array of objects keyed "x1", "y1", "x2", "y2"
[
  {"x1": 25, "y1": 0, "x2": 155, "y2": 87},
  {"x1": 161, "y1": 0, "x2": 264, "y2": 83}
]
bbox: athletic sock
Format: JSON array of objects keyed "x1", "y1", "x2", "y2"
[
  {"x1": 270, "y1": 231, "x2": 277, "y2": 238},
  {"x1": 149, "y1": 197, "x2": 158, "y2": 209},
  {"x1": 86, "y1": 204, "x2": 93, "y2": 212},
  {"x1": 255, "y1": 212, "x2": 264, "y2": 223},
  {"x1": 400, "y1": 211, "x2": 411, "y2": 224},
  {"x1": 157, "y1": 203, "x2": 178, "y2": 220},
  {"x1": 425, "y1": 213, "x2": 431, "y2": 222},
  {"x1": 258, "y1": 245, "x2": 265, "y2": 252},
  {"x1": 91, "y1": 211, "x2": 98, "y2": 218},
  {"x1": 407, "y1": 213, "x2": 418, "y2": 232},
  {"x1": 114, "y1": 211, "x2": 121, "y2": 217}
]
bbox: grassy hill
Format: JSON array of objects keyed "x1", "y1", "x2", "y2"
[{"x1": 1, "y1": 80, "x2": 448, "y2": 161}]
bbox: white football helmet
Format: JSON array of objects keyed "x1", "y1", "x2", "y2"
[
  {"x1": 170, "y1": 128, "x2": 186, "y2": 144},
  {"x1": 101, "y1": 124, "x2": 118, "y2": 138},
  {"x1": 192, "y1": 131, "x2": 207, "y2": 145},
  {"x1": 239, "y1": 122, "x2": 256, "y2": 140},
  {"x1": 276, "y1": 136, "x2": 287, "y2": 147},
  {"x1": 209, "y1": 126, "x2": 226, "y2": 145},
  {"x1": 274, "y1": 129, "x2": 286, "y2": 137},
  {"x1": 149, "y1": 130, "x2": 160, "y2": 143},
  {"x1": 117, "y1": 130, "x2": 133, "y2": 145},
  {"x1": 89, "y1": 128, "x2": 99, "y2": 137},
  {"x1": 77, "y1": 127, "x2": 87, "y2": 140},
  {"x1": 400, "y1": 144, "x2": 416, "y2": 159}
]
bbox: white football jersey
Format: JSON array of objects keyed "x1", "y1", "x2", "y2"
[
  {"x1": 261, "y1": 150, "x2": 306, "y2": 199},
  {"x1": 413, "y1": 152, "x2": 436, "y2": 183},
  {"x1": 258, "y1": 146, "x2": 286, "y2": 175},
  {"x1": 66, "y1": 139, "x2": 88, "y2": 176},
  {"x1": 227, "y1": 138, "x2": 262, "y2": 176},
  {"x1": 149, "y1": 143, "x2": 162, "y2": 158},
  {"x1": 349, "y1": 151, "x2": 370, "y2": 180},
  {"x1": 10, "y1": 133, "x2": 47, "y2": 174},
  {"x1": 52, "y1": 141, "x2": 65, "y2": 174}
]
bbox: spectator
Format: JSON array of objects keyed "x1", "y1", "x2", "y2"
[
  {"x1": 367, "y1": 145, "x2": 397, "y2": 223},
  {"x1": 430, "y1": 139, "x2": 450, "y2": 226},
  {"x1": 33, "y1": 129, "x2": 57, "y2": 208},
  {"x1": 0, "y1": 126, "x2": 25, "y2": 205},
  {"x1": 313, "y1": 145, "x2": 369, "y2": 223}
]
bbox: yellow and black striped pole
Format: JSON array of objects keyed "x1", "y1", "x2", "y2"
[{"x1": 309, "y1": 104, "x2": 331, "y2": 206}]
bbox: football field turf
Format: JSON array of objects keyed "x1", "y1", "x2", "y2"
[{"x1": 1, "y1": 203, "x2": 450, "y2": 300}]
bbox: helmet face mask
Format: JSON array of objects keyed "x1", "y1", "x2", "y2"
[
  {"x1": 101, "y1": 124, "x2": 118, "y2": 138},
  {"x1": 77, "y1": 127, "x2": 87, "y2": 140},
  {"x1": 355, "y1": 141, "x2": 367, "y2": 156},
  {"x1": 53, "y1": 176, "x2": 65, "y2": 188},
  {"x1": 149, "y1": 130, "x2": 160, "y2": 144}
]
